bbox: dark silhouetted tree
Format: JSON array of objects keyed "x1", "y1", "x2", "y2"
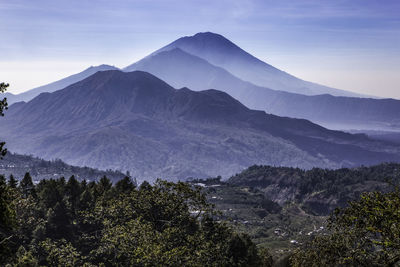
[
  {"x1": 0, "y1": 82, "x2": 8, "y2": 159},
  {"x1": 115, "y1": 176, "x2": 136, "y2": 194},
  {"x1": 20, "y1": 172, "x2": 36, "y2": 198},
  {"x1": 8, "y1": 174, "x2": 18, "y2": 188}
]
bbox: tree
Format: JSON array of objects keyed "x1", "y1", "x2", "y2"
[
  {"x1": 15, "y1": 246, "x2": 39, "y2": 267},
  {"x1": 0, "y1": 176, "x2": 269, "y2": 266},
  {"x1": 38, "y1": 238, "x2": 83, "y2": 266},
  {"x1": 115, "y1": 176, "x2": 135, "y2": 194},
  {"x1": 65, "y1": 175, "x2": 81, "y2": 213},
  {"x1": 0, "y1": 82, "x2": 8, "y2": 159},
  {"x1": 291, "y1": 188, "x2": 400, "y2": 266},
  {"x1": 20, "y1": 172, "x2": 36, "y2": 198},
  {"x1": 0, "y1": 175, "x2": 15, "y2": 230},
  {"x1": 45, "y1": 201, "x2": 73, "y2": 240},
  {"x1": 8, "y1": 174, "x2": 18, "y2": 188},
  {"x1": 94, "y1": 176, "x2": 112, "y2": 198},
  {"x1": 89, "y1": 179, "x2": 265, "y2": 266},
  {"x1": 0, "y1": 175, "x2": 16, "y2": 264}
]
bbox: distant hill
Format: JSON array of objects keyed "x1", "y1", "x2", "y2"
[
  {"x1": 0, "y1": 152, "x2": 126, "y2": 182},
  {"x1": 228, "y1": 163, "x2": 400, "y2": 215},
  {"x1": 6, "y1": 64, "x2": 118, "y2": 105},
  {"x1": 1, "y1": 70, "x2": 399, "y2": 181}
]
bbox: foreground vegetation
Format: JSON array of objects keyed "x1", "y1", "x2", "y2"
[
  {"x1": 291, "y1": 189, "x2": 400, "y2": 266},
  {"x1": 1, "y1": 171, "x2": 400, "y2": 266},
  {"x1": 0, "y1": 174, "x2": 272, "y2": 266}
]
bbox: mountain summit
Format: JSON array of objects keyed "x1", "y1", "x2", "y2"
[{"x1": 130, "y1": 32, "x2": 362, "y2": 97}]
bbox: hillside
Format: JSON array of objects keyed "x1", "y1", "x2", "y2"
[
  {"x1": 228, "y1": 163, "x2": 400, "y2": 215},
  {"x1": 2, "y1": 70, "x2": 399, "y2": 181},
  {"x1": 192, "y1": 163, "x2": 400, "y2": 254},
  {"x1": 0, "y1": 152, "x2": 126, "y2": 182}
]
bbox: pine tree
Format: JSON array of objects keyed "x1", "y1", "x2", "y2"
[
  {"x1": 8, "y1": 174, "x2": 18, "y2": 188},
  {"x1": 78, "y1": 189, "x2": 93, "y2": 211},
  {"x1": 66, "y1": 175, "x2": 81, "y2": 213},
  {"x1": 115, "y1": 176, "x2": 136, "y2": 194},
  {"x1": 45, "y1": 201, "x2": 73, "y2": 240},
  {"x1": 95, "y1": 176, "x2": 112, "y2": 197},
  {"x1": 20, "y1": 172, "x2": 36, "y2": 198},
  {"x1": 0, "y1": 174, "x2": 16, "y2": 264},
  {"x1": 0, "y1": 175, "x2": 15, "y2": 230}
]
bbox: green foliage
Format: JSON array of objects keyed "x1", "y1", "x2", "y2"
[
  {"x1": 0, "y1": 176, "x2": 269, "y2": 266},
  {"x1": 38, "y1": 238, "x2": 83, "y2": 266},
  {"x1": 15, "y1": 246, "x2": 39, "y2": 267},
  {"x1": 291, "y1": 188, "x2": 400, "y2": 266}
]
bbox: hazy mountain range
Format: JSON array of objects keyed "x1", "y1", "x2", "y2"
[
  {"x1": 2, "y1": 32, "x2": 400, "y2": 180},
  {"x1": 6, "y1": 32, "x2": 400, "y2": 132},
  {"x1": 1, "y1": 70, "x2": 399, "y2": 181},
  {"x1": 125, "y1": 46, "x2": 400, "y2": 131}
]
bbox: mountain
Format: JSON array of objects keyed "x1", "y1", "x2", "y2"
[
  {"x1": 132, "y1": 32, "x2": 364, "y2": 97},
  {"x1": 0, "y1": 152, "x2": 125, "y2": 182},
  {"x1": 124, "y1": 48, "x2": 400, "y2": 131},
  {"x1": 1, "y1": 70, "x2": 398, "y2": 181},
  {"x1": 6, "y1": 64, "x2": 118, "y2": 105}
]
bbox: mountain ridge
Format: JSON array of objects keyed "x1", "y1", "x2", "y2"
[
  {"x1": 1, "y1": 70, "x2": 398, "y2": 181},
  {"x1": 6, "y1": 64, "x2": 119, "y2": 105},
  {"x1": 124, "y1": 47, "x2": 400, "y2": 131}
]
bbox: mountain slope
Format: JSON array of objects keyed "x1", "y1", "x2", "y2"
[
  {"x1": 7, "y1": 64, "x2": 118, "y2": 105},
  {"x1": 129, "y1": 32, "x2": 364, "y2": 97},
  {"x1": 1, "y1": 71, "x2": 398, "y2": 181},
  {"x1": 228, "y1": 163, "x2": 400, "y2": 215},
  {"x1": 124, "y1": 48, "x2": 400, "y2": 131}
]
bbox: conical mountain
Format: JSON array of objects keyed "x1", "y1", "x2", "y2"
[{"x1": 126, "y1": 32, "x2": 362, "y2": 97}]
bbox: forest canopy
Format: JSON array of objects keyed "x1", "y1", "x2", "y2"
[{"x1": 0, "y1": 174, "x2": 271, "y2": 266}]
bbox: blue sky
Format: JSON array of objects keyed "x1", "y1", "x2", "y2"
[{"x1": 1, "y1": 0, "x2": 400, "y2": 98}]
